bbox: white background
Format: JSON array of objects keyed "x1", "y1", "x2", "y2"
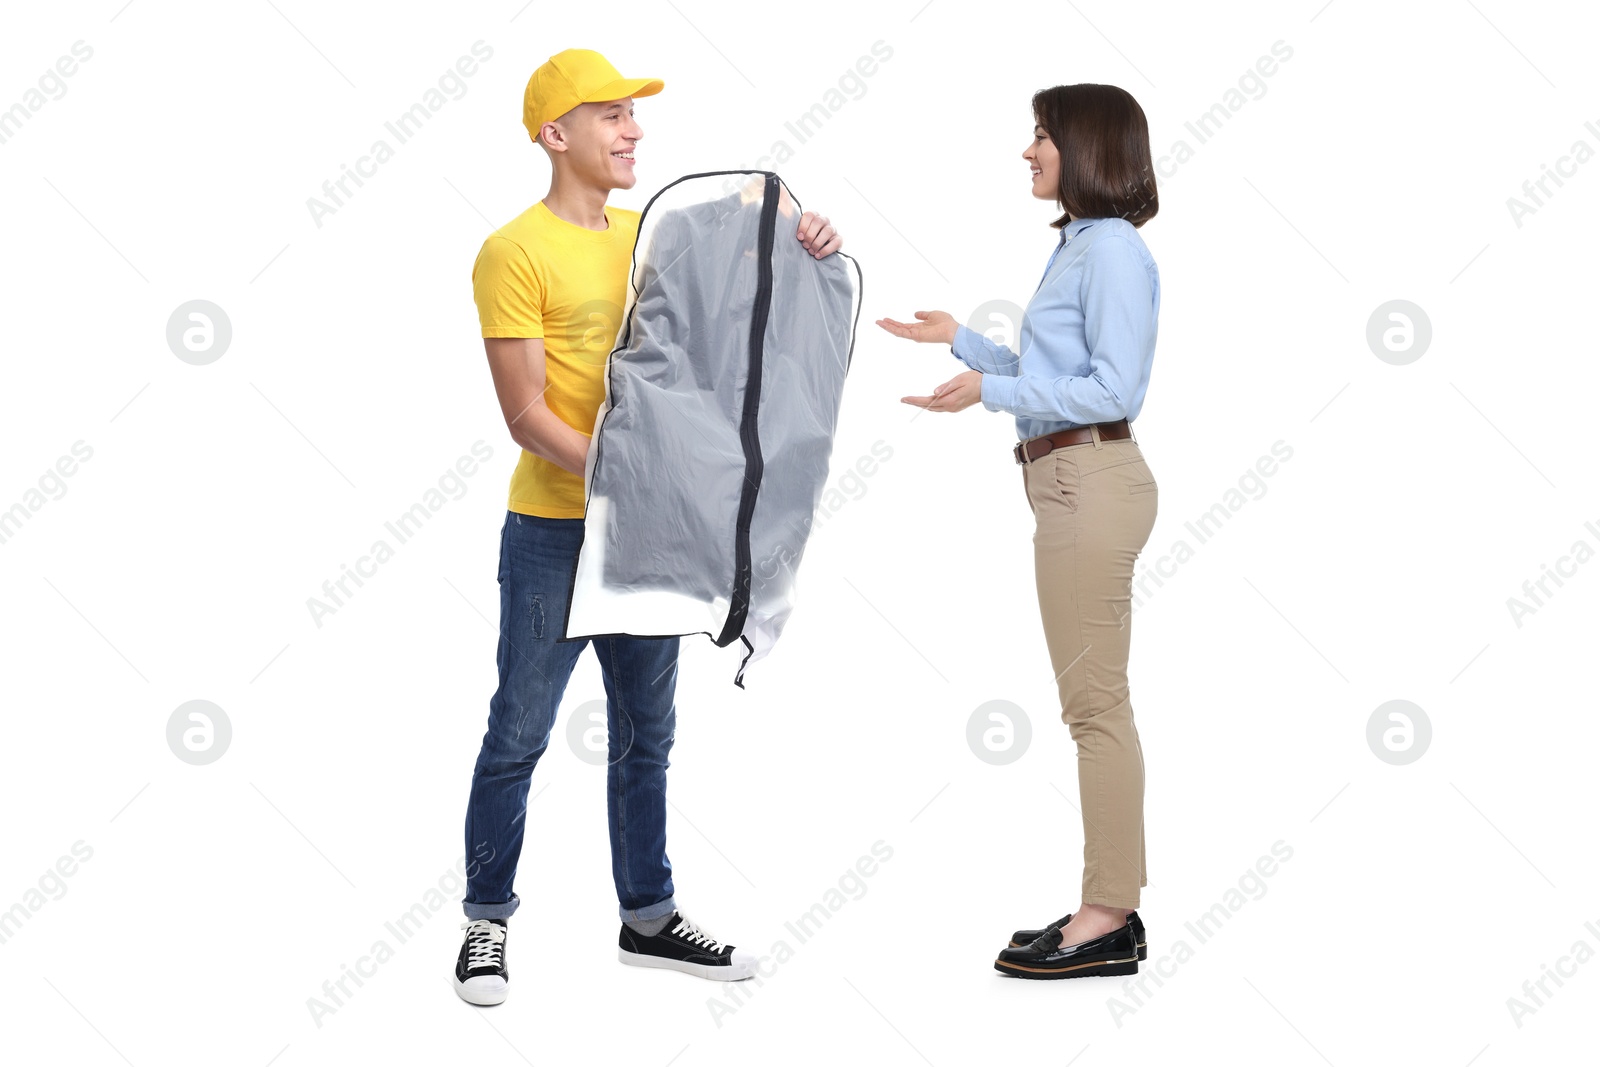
[{"x1": 2, "y1": 1, "x2": 1597, "y2": 1064}]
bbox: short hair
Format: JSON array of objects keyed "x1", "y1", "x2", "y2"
[{"x1": 1032, "y1": 83, "x2": 1158, "y2": 229}]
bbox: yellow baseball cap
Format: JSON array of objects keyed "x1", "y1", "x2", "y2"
[{"x1": 523, "y1": 49, "x2": 664, "y2": 143}]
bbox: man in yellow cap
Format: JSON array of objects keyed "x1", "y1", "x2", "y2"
[{"x1": 454, "y1": 48, "x2": 844, "y2": 1006}]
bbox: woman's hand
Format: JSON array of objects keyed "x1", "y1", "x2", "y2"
[
  {"x1": 902, "y1": 370, "x2": 983, "y2": 412},
  {"x1": 876, "y1": 310, "x2": 957, "y2": 346},
  {"x1": 882, "y1": 311, "x2": 976, "y2": 411},
  {"x1": 796, "y1": 211, "x2": 841, "y2": 258}
]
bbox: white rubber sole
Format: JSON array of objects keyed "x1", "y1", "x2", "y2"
[
  {"x1": 454, "y1": 974, "x2": 508, "y2": 1005},
  {"x1": 618, "y1": 947, "x2": 757, "y2": 981}
]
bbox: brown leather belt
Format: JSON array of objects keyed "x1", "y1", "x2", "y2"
[{"x1": 1013, "y1": 419, "x2": 1133, "y2": 464}]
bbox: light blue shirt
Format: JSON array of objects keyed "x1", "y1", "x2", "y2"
[{"x1": 949, "y1": 215, "x2": 1160, "y2": 441}]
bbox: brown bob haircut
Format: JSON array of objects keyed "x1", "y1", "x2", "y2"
[{"x1": 1032, "y1": 83, "x2": 1158, "y2": 229}]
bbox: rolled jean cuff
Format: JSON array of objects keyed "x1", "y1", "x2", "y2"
[
  {"x1": 463, "y1": 892, "x2": 519, "y2": 921},
  {"x1": 619, "y1": 895, "x2": 677, "y2": 924}
]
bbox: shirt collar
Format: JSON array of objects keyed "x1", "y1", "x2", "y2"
[{"x1": 1060, "y1": 216, "x2": 1098, "y2": 242}]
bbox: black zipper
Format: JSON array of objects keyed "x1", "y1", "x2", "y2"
[{"x1": 714, "y1": 172, "x2": 780, "y2": 648}]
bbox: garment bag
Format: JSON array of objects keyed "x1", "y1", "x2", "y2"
[{"x1": 562, "y1": 170, "x2": 862, "y2": 686}]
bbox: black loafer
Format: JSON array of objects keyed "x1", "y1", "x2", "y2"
[
  {"x1": 994, "y1": 922, "x2": 1139, "y2": 980},
  {"x1": 1009, "y1": 911, "x2": 1147, "y2": 960}
]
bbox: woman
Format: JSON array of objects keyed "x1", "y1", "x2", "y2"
[{"x1": 877, "y1": 83, "x2": 1160, "y2": 980}]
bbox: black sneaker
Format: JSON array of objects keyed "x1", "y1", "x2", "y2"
[
  {"x1": 1010, "y1": 911, "x2": 1147, "y2": 959},
  {"x1": 454, "y1": 919, "x2": 509, "y2": 1005},
  {"x1": 617, "y1": 910, "x2": 757, "y2": 981},
  {"x1": 994, "y1": 921, "x2": 1139, "y2": 980}
]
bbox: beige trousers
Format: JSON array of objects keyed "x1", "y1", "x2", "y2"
[{"x1": 1021, "y1": 425, "x2": 1157, "y2": 909}]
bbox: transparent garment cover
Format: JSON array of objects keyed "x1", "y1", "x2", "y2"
[{"x1": 561, "y1": 171, "x2": 863, "y2": 687}]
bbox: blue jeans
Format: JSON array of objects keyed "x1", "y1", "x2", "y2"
[{"x1": 463, "y1": 511, "x2": 680, "y2": 923}]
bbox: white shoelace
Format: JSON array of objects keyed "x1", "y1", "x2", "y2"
[
  {"x1": 460, "y1": 920, "x2": 506, "y2": 970},
  {"x1": 671, "y1": 915, "x2": 726, "y2": 953}
]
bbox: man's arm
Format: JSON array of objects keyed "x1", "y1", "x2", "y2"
[{"x1": 483, "y1": 336, "x2": 591, "y2": 476}]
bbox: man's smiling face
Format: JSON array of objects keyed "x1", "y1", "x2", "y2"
[{"x1": 542, "y1": 96, "x2": 643, "y2": 191}]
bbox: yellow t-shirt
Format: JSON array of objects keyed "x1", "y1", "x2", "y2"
[{"x1": 471, "y1": 200, "x2": 640, "y2": 518}]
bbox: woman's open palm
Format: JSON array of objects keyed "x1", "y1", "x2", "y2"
[{"x1": 876, "y1": 310, "x2": 957, "y2": 345}]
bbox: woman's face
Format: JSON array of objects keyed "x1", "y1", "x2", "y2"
[{"x1": 1024, "y1": 122, "x2": 1059, "y2": 202}]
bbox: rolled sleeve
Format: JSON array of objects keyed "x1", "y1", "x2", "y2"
[
  {"x1": 950, "y1": 322, "x2": 1021, "y2": 376},
  {"x1": 980, "y1": 373, "x2": 1018, "y2": 413}
]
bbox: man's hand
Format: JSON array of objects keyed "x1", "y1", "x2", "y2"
[
  {"x1": 796, "y1": 211, "x2": 841, "y2": 258},
  {"x1": 902, "y1": 370, "x2": 983, "y2": 412}
]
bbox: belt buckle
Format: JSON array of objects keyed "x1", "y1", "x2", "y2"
[{"x1": 1017, "y1": 436, "x2": 1048, "y2": 465}]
